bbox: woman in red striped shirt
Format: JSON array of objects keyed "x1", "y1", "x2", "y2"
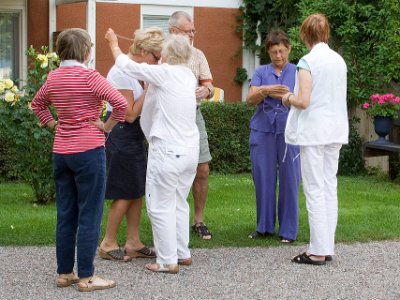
[{"x1": 31, "y1": 28, "x2": 127, "y2": 292}]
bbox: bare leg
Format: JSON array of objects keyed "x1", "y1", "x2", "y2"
[
  {"x1": 124, "y1": 197, "x2": 145, "y2": 252},
  {"x1": 100, "y1": 199, "x2": 131, "y2": 253},
  {"x1": 192, "y1": 162, "x2": 209, "y2": 224}
]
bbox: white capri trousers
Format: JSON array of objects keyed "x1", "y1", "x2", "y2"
[
  {"x1": 145, "y1": 138, "x2": 199, "y2": 264},
  {"x1": 300, "y1": 144, "x2": 342, "y2": 256}
]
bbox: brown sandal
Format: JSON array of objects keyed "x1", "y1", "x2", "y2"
[
  {"x1": 98, "y1": 247, "x2": 132, "y2": 262},
  {"x1": 178, "y1": 257, "x2": 192, "y2": 266},
  {"x1": 77, "y1": 276, "x2": 116, "y2": 292},
  {"x1": 56, "y1": 272, "x2": 79, "y2": 287},
  {"x1": 192, "y1": 222, "x2": 212, "y2": 240},
  {"x1": 126, "y1": 246, "x2": 156, "y2": 258}
]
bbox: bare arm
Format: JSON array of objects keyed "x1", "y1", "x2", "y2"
[
  {"x1": 105, "y1": 28, "x2": 123, "y2": 61},
  {"x1": 247, "y1": 84, "x2": 290, "y2": 106},
  {"x1": 282, "y1": 69, "x2": 312, "y2": 109},
  {"x1": 122, "y1": 83, "x2": 148, "y2": 123}
]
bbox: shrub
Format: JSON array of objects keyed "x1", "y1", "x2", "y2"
[
  {"x1": 201, "y1": 102, "x2": 255, "y2": 173},
  {"x1": 203, "y1": 103, "x2": 365, "y2": 175},
  {"x1": 0, "y1": 46, "x2": 59, "y2": 203},
  {"x1": 338, "y1": 117, "x2": 365, "y2": 175}
]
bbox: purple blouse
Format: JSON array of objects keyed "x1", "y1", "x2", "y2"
[{"x1": 249, "y1": 63, "x2": 296, "y2": 134}]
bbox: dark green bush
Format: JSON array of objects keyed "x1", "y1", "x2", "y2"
[
  {"x1": 203, "y1": 103, "x2": 365, "y2": 175},
  {"x1": 201, "y1": 102, "x2": 254, "y2": 173},
  {"x1": 0, "y1": 134, "x2": 18, "y2": 181},
  {"x1": 339, "y1": 117, "x2": 365, "y2": 175}
]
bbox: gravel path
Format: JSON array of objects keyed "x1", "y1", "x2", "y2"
[{"x1": 1, "y1": 240, "x2": 399, "y2": 300}]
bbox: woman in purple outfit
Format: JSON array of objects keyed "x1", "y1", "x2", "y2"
[{"x1": 247, "y1": 30, "x2": 301, "y2": 243}]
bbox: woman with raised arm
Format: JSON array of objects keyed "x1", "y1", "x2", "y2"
[
  {"x1": 105, "y1": 28, "x2": 199, "y2": 274},
  {"x1": 98, "y1": 27, "x2": 164, "y2": 263}
]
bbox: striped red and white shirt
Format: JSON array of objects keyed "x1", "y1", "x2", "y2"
[{"x1": 32, "y1": 61, "x2": 127, "y2": 154}]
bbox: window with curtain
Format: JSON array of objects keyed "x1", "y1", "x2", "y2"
[{"x1": 0, "y1": 12, "x2": 20, "y2": 81}]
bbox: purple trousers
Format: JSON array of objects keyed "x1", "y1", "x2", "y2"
[{"x1": 250, "y1": 130, "x2": 300, "y2": 240}]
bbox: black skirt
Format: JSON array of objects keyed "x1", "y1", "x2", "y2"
[{"x1": 105, "y1": 115, "x2": 147, "y2": 200}]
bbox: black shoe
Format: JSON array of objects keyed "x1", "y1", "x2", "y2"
[
  {"x1": 248, "y1": 231, "x2": 271, "y2": 239},
  {"x1": 292, "y1": 252, "x2": 326, "y2": 266}
]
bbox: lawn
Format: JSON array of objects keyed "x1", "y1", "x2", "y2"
[{"x1": 0, "y1": 174, "x2": 399, "y2": 247}]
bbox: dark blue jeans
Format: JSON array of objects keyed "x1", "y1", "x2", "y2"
[{"x1": 53, "y1": 147, "x2": 106, "y2": 278}]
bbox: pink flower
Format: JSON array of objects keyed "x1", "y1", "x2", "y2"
[
  {"x1": 370, "y1": 94, "x2": 379, "y2": 100},
  {"x1": 362, "y1": 93, "x2": 400, "y2": 118}
]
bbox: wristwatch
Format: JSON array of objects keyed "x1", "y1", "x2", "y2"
[{"x1": 206, "y1": 87, "x2": 212, "y2": 98}]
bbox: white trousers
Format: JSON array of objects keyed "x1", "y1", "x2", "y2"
[
  {"x1": 300, "y1": 144, "x2": 342, "y2": 256},
  {"x1": 146, "y1": 138, "x2": 198, "y2": 264}
]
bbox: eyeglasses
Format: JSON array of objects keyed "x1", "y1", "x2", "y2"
[
  {"x1": 150, "y1": 52, "x2": 160, "y2": 62},
  {"x1": 268, "y1": 48, "x2": 289, "y2": 57},
  {"x1": 172, "y1": 26, "x2": 196, "y2": 35}
]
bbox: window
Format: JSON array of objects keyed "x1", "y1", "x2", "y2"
[
  {"x1": 140, "y1": 5, "x2": 193, "y2": 35},
  {"x1": 0, "y1": 12, "x2": 20, "y2": 80},
  {"x1": 142, "y1": 15, "x2": 170, "y2": 34}
]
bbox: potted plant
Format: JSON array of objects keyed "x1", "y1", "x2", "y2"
[{"x1": 362, "y1": 93, "x2": 400, "y2": 144}]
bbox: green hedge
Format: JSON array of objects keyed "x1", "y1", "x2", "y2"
[
  {"x1": 201, "y1": 102, "x2": 365, "y2": 175},
  {"x1": 0, "y1": 102, "x2": 365, "y2": 185},
  {"x1": 201, "y1": 102, "x2": 254, "y2": 173}
]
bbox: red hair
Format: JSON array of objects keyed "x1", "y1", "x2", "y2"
[{"x1": 300, "y1": 13, "x2": 330, "y2": 47}]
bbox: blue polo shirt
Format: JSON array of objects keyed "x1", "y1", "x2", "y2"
[{"x1": 249, "y1": 63, "x2": 296, "y2": 134}]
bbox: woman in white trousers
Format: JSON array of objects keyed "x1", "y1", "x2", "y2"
[
  {"x1": 282, "y1": 13, "x2": 349, "y2": 265},
  {"x1": 105, "y1": 29, "x2": 199, "y2": 273}
]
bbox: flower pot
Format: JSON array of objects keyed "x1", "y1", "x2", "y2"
[{"x1": 372, "y1": 116, "x2": 393, "y2": 145}]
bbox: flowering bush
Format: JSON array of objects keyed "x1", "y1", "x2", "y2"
[
  {"x1": 362, "y1": 93, "x2": 400, "y2": 119},
  {"x1": 0, "y1": 46, "x2": 60, "y2": 203},
  {"x1": 0, "y1": 79, "x2": 21, "y2": 105}
]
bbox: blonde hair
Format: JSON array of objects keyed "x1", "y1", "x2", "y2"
[
  {"x1": 161, "y1": 34, "x2": 192, "y2": 65},
  {"x1": 300, "y1": 13, "x2": 330, "y2": 47},
  {"x1": 129, "y1": 27, "x2": 164, "y2": 55},
  {"x1": 56, "y1": 28, "x2": 92, "y2": 63}
]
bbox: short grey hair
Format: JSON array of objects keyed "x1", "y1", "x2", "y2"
[
  {"x1": 161, "y1": 34, "x2": 192, "y2": 65},
  {"x1": 168, "y1": 11, "x2": 193, "y2": 28}
]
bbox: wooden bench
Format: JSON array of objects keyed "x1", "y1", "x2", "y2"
[{"x1": 363, "y1": 118, "x2": 400, "y2": 179}]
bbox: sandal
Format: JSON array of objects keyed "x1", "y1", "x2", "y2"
[
  {"x1": 77, "y1": 276, "x2": 116, "y2": 292},
  {"x1": 280, "y1": 237, "x2": 295, "y2": 244},
  {"x1": 98, "y1": 247, "x2": 132, "y2": 262},
  {"x1": 145, "y1": 263, "x2": 179, "y2": 274},
  {"x1": 178, "y1": 257, "x2": 192, "y2": 266},
  {"x1": 292, "y1": 252, "x2": 326, "y2": 265},
  {"x1": 192, "y1": 222, "x2": 212, "y2": 240},
  {"x1": 325, "y1": 255, "x2": 333, "y2": 261},
  {"x1": 248, "y1": 231, "x2": 272, "y2": 239},
  {"x1": 56, "y1": 272, "x2": 79, "y2": 287},
  {"x1": 125, "y1": 246, "x2": 156, "y2": 258}
]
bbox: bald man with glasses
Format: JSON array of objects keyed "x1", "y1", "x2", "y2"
[{"x1": 169, "y1": 11, "x2": 214, "y2": 240}]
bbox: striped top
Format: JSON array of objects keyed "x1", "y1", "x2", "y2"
[
  {"x1": 186, "y1": 47, "x2": 213, "y2": 105},
  {"x1": 31, "y1": 61, "x2": 127, "y2": 154}
]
